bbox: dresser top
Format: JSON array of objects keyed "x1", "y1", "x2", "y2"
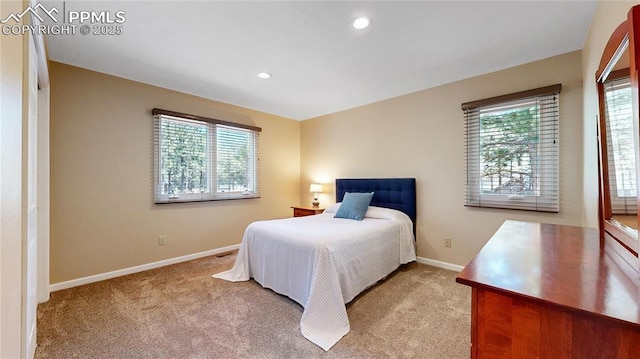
[{"x1": 456, "y1": 220, "x2": 640, "y2": 326}]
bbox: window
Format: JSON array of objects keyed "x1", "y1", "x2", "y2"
[
  {"x1": 603, "y1": 74, "x2": 637, "y2": 215},
  {"x1": 463, "y1": 85, "x2": 561, "y2": 212},
  {"x1": 152, "y1": 108, "x2": 261, "y2": 203}
]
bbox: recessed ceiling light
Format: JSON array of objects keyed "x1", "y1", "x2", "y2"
[
  {"x1": 257, "y1": 72, "x2": 271, "y2": 79},
  {"x1": 353, "y1": 17, "x2": 370, "y2": 30}
]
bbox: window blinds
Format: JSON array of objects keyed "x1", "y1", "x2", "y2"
[
  {"x1": 604, "y1": 75, "x2": 637, "y2": 215},
  {"x1": 463, "y1": 85, "x2": 561, "y2": 212},
  {"x1": 152, "y1": 109, "x2": 260, "y2": 203}
]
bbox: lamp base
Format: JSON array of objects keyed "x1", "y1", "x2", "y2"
[{"x1": 312, "y1": 200, "x2": 319, "y2": 208}]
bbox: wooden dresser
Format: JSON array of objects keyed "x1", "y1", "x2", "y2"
[{"x1": 456, "y1": 220, "x2": 640, "y2": 358}]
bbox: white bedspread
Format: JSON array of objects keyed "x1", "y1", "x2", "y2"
[{"x1": 213, "y1": 205, "x2": 416, "y2": 350}]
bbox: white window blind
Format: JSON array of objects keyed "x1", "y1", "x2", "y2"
[
  {"x1": 463, "y1": 85, "x2": 561, "y2": 212},
  {"x1": 152, "y1": 108, "x2": 260, "y2": 204},
  {"x1": 604, "y1": 75, "x2": 637, "y2": 215}
]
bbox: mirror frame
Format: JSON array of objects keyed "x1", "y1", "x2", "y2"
[{"x1": 597, "y1": 6, "x2": 640, "y2": 271}]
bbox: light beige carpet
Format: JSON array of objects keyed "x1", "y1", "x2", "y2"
[{"x1": 36, "y1": 253, "x2": 470, "y2": 358}]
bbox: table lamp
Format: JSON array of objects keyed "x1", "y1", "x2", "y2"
[{"x1": 309, "y1": 183, "x2": 323, "y2": 207}]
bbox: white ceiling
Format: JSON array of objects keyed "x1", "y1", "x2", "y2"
[{"x1": 43, "y1": 1, "x2": 597, "y2": 120}]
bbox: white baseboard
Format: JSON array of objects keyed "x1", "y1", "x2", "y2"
[
  {"x1": 28, "y1": 321, "x2": 36, "y2": 359},
  {"x1": 50, "y1": 247, "x2": 461, "y2": 292},
  {"x1": 416, "y1": 256, "x2": 465, "y2": 272},
  {"x1": 49, "y1": 244, "x2": 240, "y2": 292}
]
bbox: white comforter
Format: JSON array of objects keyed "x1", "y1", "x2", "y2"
[{"x1": 213, "y1": 205, "x2": 416, "y2": 350}]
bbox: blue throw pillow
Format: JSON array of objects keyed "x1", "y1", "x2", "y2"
[{"x1": 334, "y1": 192, "x2": 374, "y2": 221}]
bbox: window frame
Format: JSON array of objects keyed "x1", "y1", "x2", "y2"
[
  {"x1": 152, "y1": 108, "x2": 261, "y2": 204},
  {"x1": 462, "y1": 84, "x2": 561, "y2": 212}
]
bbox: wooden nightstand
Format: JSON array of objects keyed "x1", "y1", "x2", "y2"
[{"x1": 291, "y1": 206, "x2": 325, "y2": 217}]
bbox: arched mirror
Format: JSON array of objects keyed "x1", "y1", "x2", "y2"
[{"x1": 597, "y1": 6, "x2": 640, "y2": 271}]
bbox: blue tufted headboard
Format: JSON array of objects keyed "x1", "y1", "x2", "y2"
[{"x1": 335, "y1": 178, "x2": 416, "y2": 234}]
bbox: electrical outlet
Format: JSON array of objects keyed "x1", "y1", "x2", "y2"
[
  {"x1": 158, "y1": 236, "x2": 166, "y2": 246},
  {"x1": 444, "y1": 238, "x2": 452, "y2": 248}
]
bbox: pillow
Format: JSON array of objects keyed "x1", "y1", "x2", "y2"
[
  {"x1": 324, "y1": 203, "x2": 341, "y2": 214},
  {"x1": 363, "y1": 205, "x2": 403, "y2": 220},
  {"x1": 334, "y1": 192, "x2": 374, "y2": 221}
]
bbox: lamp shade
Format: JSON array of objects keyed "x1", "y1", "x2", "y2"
[{"x1": 309, "y1": 184, "x2": 323, "y2": 193}]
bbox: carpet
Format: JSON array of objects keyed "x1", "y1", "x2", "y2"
[{"x1": 36, "y1": 253, "x2": 470, "y2": 358}]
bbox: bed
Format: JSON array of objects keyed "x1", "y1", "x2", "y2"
[{"x1": 213, "y1": 178, "x2": 417, "y2": 350}]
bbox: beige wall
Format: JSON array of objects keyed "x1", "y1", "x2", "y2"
[
  {"x1": 50, "y1": 62, "x2": 301, "y2": 283},
  {"x1": 301, "y1": 51, "x2": 584, "y2": 266},
  {"x1": 581, "y1": 0, "x2": 640, "y2": 229}
]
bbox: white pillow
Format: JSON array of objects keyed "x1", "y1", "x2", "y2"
[
  {"x1": 326, "y1": 203, "x2": 407, "y2": 221},
  {"x1": 363, "y1": 206, "x2": 405, "y2": 220},
  {"x1": 324, "y1": 202, "x2": 341, "y2": 214}
]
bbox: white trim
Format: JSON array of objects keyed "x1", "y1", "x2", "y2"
[
  {"x1": 30, "y1": 0, "x2": 50, "y2": 89},
  {"x1": 49, "y1": 245, "x2": 240, "y2": 292},
  {"x1": 37, "y1": 87, "x2": 50, "y2": 303},
  {"x1": 28, "y1": 323, "x2": 36, "y2": 359},
  {"x1": 416, "y1": 256, "x2": 465, "y2": 272},
  {"x1": 49, "y1": 248, "x2": 462, "y2": 292}
]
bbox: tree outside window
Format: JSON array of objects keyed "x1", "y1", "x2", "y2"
[{"x1": 479, "y1": 103, "x2": 540, "y2": 196}]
